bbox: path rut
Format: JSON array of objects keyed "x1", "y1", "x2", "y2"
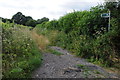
[{"x1": 32, "y1": 46, "x2": 120, "y2": 78}]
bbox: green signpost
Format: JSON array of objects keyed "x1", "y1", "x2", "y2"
[
  {"x1": 101, "y1": 10, "x2": 110, "y2": 31},
  {"x1": 101, "y1": 13, "x2": 110, "y2": 18}
]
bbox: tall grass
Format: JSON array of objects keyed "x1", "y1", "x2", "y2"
[
  {"x1": 34, "y1": 25, "x2": 58, "y2": 47},
  {"x1": 31, "y1": 30, "x2": 50, "y2": 51},
  {"x1": 2, "y1": 22, "x2": 42, "y2": 78}
]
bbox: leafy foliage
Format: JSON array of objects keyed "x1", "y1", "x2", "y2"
[
  {"x1": 2, "y1": 22, "x2": 42, "y2": 78},
  {"x1": 12, "y1": 12, "x2": 27, "y2": 25},
  {"x1": 1, "y1": 12, "x2": 49, "y2": 28},
  {"x1": 35, "y1": 4, "x2": 120, "y2": 68},
  {"x1": 1, "y1": 2, "x2": 120, "y2": 78},
  {"x1": 37, "y1": 17, "x2": 49, "y2": 24},
  {"x1": 25, "y1": 19, "x2": 37, "y2": 27}
]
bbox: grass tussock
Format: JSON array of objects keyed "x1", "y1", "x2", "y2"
[
  {"x1": 31, "y1": 29, "x2": 50, "y2": 51},
  {"x1": 33, "y1": 26, "x2": 58, "y2": 46}
]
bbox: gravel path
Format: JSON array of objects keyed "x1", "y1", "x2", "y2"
[{"x1": 32, "y1": 46, "x2": 120, "y2": 78}]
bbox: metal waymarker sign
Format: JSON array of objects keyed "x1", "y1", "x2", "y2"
[
  {"x1": 101, "y1": 10, "x2": 111, "y2": 31},
  {"x1": 101, "y1": 13, "x2": 110, "y2": 18}
]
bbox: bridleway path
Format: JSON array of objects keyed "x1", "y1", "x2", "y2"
[{"x1": 32, "y1": 46, "x2": 120, "y2": 78}]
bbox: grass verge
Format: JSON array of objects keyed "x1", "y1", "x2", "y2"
[{"x1": 2, "y1": 22, "x2": 42, "y2": 78}]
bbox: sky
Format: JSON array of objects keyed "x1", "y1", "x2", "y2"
[{"x1": 0, "y1": 0, "x2": 104, "y2": 20}]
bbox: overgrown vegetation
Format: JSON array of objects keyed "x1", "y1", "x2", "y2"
[
  {"x1": 34, "y1": 2, "x2": 120, "y2": 69},
  {"x1": 1, "y1": 0, "x2": 120, "y2": 78},
  {"x1": 2, "y1": 22, "x2": 42, "y2": 78}
]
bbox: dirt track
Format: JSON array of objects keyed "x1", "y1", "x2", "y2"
[{"x1": 32, "y1": 46, "x2": 120, "y2": 78}]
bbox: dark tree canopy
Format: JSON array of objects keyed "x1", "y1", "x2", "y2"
[
  {"x1": 37, "y1": 17, "x2": 49, "y2": 24},
  {"x1": 104, "y1": 0, "x2": 120, "y2": 18},
  {"x1": 12, "y1": 12, "x2": 27, "y2": 25},
  {"x1": 0, "y1": 17, "x2": 12, "y2": 23},
  {"x1": 11, "y1": 12, "x2": 49, "y2": 27},
  {"x1": 104, "y1": 0, "x2": 120, "y2": 30},
  {"x1": 25, "y1": 19, "x2": 37, "y2": 27},
  {"x1": 11, "y1": 12, "x2": 37, "y2": 27},
  {"x1": 26, "y1": 16, "x2": 33, "y2": 21}
]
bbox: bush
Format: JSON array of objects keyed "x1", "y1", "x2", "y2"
[{"x1": 92, "y1": 30, "x2": 120, "y2": 67}]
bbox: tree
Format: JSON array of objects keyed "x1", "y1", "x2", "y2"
[
  {"x1": 0, "y1": 17, "x2": 12, "y2": 23},
  {"x1": 25, "y1": 16, "x2": 33, "y2": 21},
  {"x1": 37, "y1": 17, "x2": 49, "y2": 24},
  {"x1": 11, "y1": 12, "x2": 38, "y2": 27},
  {"x1": 104, "y1": 0, "x2": 120, "y2": 18},
  {"x1": 25, "y1": 19, "x2": 37, "y2": 27},
  {"x1": 104, "y1": 0, "x2": 120, "y2": 30},
  {"x1": 12, "y1": 12, "x2": 27, "y2": 25}
]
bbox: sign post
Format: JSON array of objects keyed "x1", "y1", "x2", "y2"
[
  {"x1": 108, "y1": 10, "x2": 110, "y2": 31},
  {"x1": 101, "y1": 10, "x2": 111, "y2": 31}
]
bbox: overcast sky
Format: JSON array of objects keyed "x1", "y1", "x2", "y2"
[{"x1": 0, "y1": 0, "x2": 104, "y2": 20}]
